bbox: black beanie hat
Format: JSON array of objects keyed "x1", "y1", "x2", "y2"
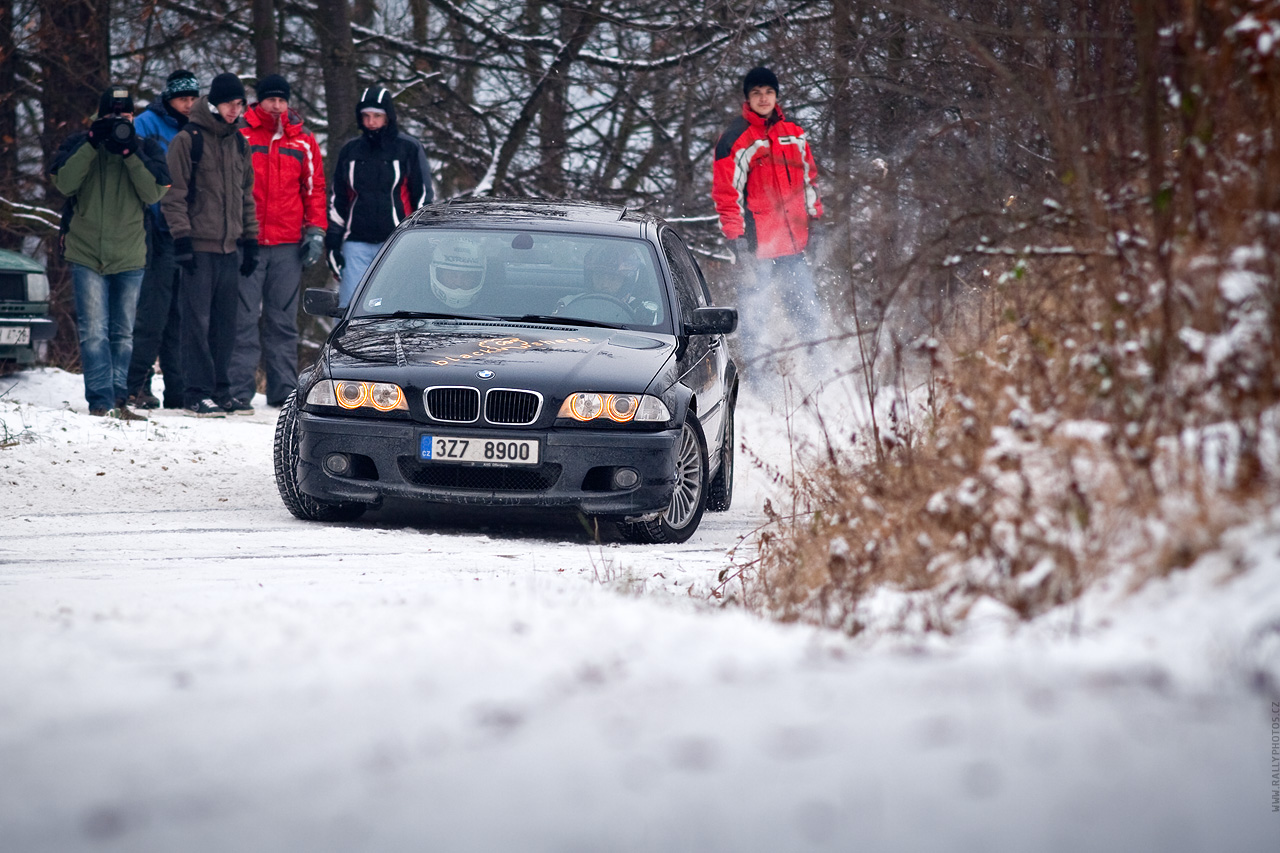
[
  {"x1": 162, "y1": 70, "x2": 199, "y2": 102},
  {"x1": 742, "y1": 67, "x2": 780, "y2": 99},
  {"x1": 208, "y1": 72, "x2": 246, "y2": 106},
  {"x1": 97, "y1": 85, "x2": 133, "y2": 116},
  {"x1": 255, "y1": 74, "x2": 291, "y2": 102}
]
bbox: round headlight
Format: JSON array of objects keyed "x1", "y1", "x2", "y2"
[
  {"x1": 568, "y1": 393, "x2": 604, "y2": 421},
  {"x1": 605, "y1": 394, "x2": 637, "y2": 422},
  {"x1": 336, "y1": 381, "x2": 369, "y2": 409},
  {"x1": 369, "y1": 383, "x2": 405, "y2": 411}
]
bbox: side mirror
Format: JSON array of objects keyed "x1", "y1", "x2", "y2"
[
  {"x1": 684, "y1": 306, "x2": 738, "y2": 336},
  {"x1": 303, "y1": 288, "x2": 342, "y2": 318}
]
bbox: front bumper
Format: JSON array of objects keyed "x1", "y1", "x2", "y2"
[
  {"x1": 295, "y1": 410, "x2": 681, "y2": 517},
  {"x1": 0, "y1": 316, "x2": 57, "y2": 363}
]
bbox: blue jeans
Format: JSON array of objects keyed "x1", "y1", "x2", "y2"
[
  {"x1": 339, "y1": 240, "x2": 383, "y2": 308},
  {"x1": 736, "y1": 252, "x2": 824, "y2": 370},
  {"x1": 71, "y1": 264, "x2": 145, "y2": 411}
]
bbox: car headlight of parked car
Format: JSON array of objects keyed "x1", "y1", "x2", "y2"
[
  {"x1": 557, "y1": 392, "x2": 670, "y2": 423},
  {"x1": 27, "y1": 273, "x2": 49, "y2": 302},
  {"x1": 307, "y1": 379, "x2": 409, "y2": 413}
]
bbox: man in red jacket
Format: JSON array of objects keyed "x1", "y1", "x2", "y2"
[
  {"x1": 229, "y1": 74, "x2": 326, "y2": 411},
  {"x1": 712, "y1": 67, "x2": 824, "y2": 376}
]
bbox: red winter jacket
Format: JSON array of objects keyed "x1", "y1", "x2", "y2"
[
  {"x1": 712, "y1": 104, "x2": 822, "y2": 259},
  {"x1": 240, "y1": 105, "x2": 327, "y2": 246}
]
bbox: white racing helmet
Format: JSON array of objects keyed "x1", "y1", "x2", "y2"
[{"x1": 430, "y1": 238, "x2": 486, "y2": 308}]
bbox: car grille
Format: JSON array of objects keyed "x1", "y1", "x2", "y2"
[
  {"x1": 424, "y1": 386, "x2": 480, "y2": 422},
  {"x1": 397, "y1": 458, "x2": 561, "y2": 492},
  {"x1": 0, "y1": 273, "x2": 25, "y2": 302},
  {"x1": 485, "y1": 389, "x2": 542, "y2": 425}
]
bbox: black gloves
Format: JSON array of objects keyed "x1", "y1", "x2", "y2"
[
  {"x1": 174, "y1": 236, "x2": 196, "y2": 273},
  {"x1": 326, "y1": 248, "x2": 344, "y2": 278},
  {"x1": 239, "y1": 239, "x2": 259, "y2": 277},
  {"x1": 298, "y1": 227, "x2": 324, "y2": 268},
  {"x1": 87, "y1": 118, "x2": 113, "y2": 149},
  {"x1": 324, "y1": 232, "x2": 344, "y2": 277}
]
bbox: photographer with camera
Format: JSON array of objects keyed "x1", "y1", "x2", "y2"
[{"x1": 50, "y1": 86, "x2": 171, "y2": 420}]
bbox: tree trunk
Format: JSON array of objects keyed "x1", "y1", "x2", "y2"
[
  {"x1": 252, "y1": 0, "x2": 279, "y2": 80},
  {"x1": 37, "y1": 0, "x2": 108, "y2": 174},
  {"x1": 311, "y1": 0, "x2": 359, "y2": 154},
  {"x1": 0, "y1": 0, "x2": 20, "y2": 248},
  {"x1": 36, "y1": 0, "x2": 110, "y2": 367}
]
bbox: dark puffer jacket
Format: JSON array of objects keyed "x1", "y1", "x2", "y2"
[{"x1": 326, "y1": 87, "x2": 433, "y2": 248}]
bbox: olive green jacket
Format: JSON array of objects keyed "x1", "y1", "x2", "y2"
[{"x1": 49, "y1": 129, "x2": 171, "y2": 274}]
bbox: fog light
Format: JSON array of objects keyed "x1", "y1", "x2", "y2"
[
  {"x1": 324, "y1": 453, "x2": 351, "y2": 476},
  {"x1": 612, "y1": 467, "x2": 639, "y2": 489}
]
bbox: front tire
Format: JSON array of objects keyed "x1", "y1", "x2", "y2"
[
  {"x1": 621, "y1": 416, "x2": 708, "y2": 544},
  {"x1": 273, "y1": 391, "x2": 368, "y2": 522}
]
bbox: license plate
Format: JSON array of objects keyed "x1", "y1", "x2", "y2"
[
  {"x1": 0, "y1": 326, "x2": 30, "y2": 345},
  {"x1": 420, "y1": 435, "x2": 539, "y2": 465}
]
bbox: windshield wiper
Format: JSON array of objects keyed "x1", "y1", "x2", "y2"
[
  {"x1": 357, "y1": 310, "x2": 501, "y2": 322},
  {"x1": 510, "y1": 314, "x2": 624, "y2": 329}
]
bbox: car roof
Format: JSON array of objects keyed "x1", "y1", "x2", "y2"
[
  {"x1": 0, "y1": 248, "x2": 46, "y2": 274},
  {"x1": 406, "y1": 198, "x2": 660, "y2": 237}
]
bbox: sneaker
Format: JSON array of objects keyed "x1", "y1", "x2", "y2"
[
  {"x1": 128, "y1": 390, "x2": 161, "y2": 409},
  {"x1": 221, "y1": 397, "x2": 255, "y2": 416},
  {"x1": 111, "y1": 402, "x2": 148, "y2": 422},
  {"x1": 186, "y1": 398, "x2": 227, "y2": 417},
  {"x1": 89, "y1": 408, "x2": 109, "y2": 417}
]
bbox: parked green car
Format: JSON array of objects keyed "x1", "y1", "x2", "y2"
[{"x1": 0, "y1": 248, "x2": 57, "y2": 365}]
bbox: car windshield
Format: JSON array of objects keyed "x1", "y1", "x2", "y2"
[{"x1": 351, "y1": 229, "x2": 669, "y2": 330}]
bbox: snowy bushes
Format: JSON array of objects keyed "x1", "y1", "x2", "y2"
[{"x1": 749, "y1": 0, "x2": 1280, "y2": 634}]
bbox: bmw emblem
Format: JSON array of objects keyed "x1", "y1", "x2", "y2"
[{"x1": 476, "y1": 369, "x2": 496, "y2": 380}]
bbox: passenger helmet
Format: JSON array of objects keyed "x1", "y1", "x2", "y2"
[{"x1": 430, "y1": 238, "x2": 486, "y2": 308}]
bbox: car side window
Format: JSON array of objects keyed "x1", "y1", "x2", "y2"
[{"x1": 660, "y1": 230, "x2": 707, "y2": 324}]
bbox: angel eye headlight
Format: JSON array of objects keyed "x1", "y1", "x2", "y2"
[
  {"x1": 336, "y1": 381, "x2": 370, "y2": 409},
  {"x1": 306, "y1": 379, "x2": 407, "y2": 412},
  {"x1": 558, "y1": 393, "x2": 670, "y2": 423},
  {"x1": 605, "y1": 394, "x2": 637, "y2": 422},
  {"x1": 368, "y1": 383, "x2": 406, "y2": 411},
  {"x1": 566, "y1": 393, "x2": 604, "y2": 421}
]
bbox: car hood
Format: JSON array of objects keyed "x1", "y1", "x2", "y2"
[
  {"x1": 0, "y1": 248, "x2": 45, "y2": 275},
  {"x1": 326, "y1": 319, "x2": 676, "y2": 394}
]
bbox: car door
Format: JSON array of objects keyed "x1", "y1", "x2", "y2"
[{"x1": 660, "y1": 228, "x2": 726, "y2": 461}]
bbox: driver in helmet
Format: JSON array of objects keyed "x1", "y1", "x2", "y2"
[
  {"x1": 557, "y1": 243, "x2": 658, "y2": 323},
  {"x1": 429, "y1": 238, "x2": 486, "y2": 310}
]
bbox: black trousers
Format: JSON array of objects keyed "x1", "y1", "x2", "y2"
[
  {"x1": 126, "y1": 226, "x2": 184, "y2": 405},
  {"x1": 180, "y1": 251, "x2": 239, "y2": 407}
]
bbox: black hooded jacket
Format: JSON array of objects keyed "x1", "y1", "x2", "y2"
[{"x1": 326, "y1": 87, "x2": 433, "y2": 247}]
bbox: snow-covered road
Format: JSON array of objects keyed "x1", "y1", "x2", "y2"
[{"x1": 1, "y1": 369, "x2": 1274, "y2": 851}]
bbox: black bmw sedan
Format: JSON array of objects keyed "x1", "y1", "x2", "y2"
[{"x1": 274, "y1": 199, "x2": 738, "y2": 543}]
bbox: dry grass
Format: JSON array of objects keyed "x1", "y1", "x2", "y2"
[{"x1": 748, "y1": 2, "x2": 1280, "y2": 633}]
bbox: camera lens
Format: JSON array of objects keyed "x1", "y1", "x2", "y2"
[{"x1": 110, "y1": 119, "x2": 133, "y2": 142}]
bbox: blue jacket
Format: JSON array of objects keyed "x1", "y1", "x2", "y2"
[{"x1": 133, "y1": 101, "x2": 185, "y2": 231}]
